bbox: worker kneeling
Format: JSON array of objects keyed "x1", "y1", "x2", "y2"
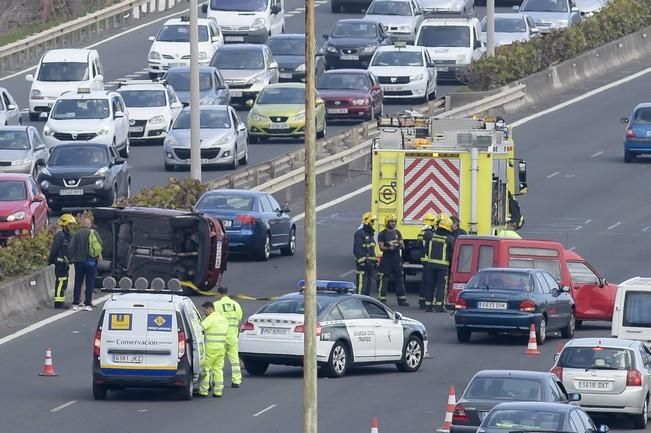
[
  {"x1": 200, "y1": 301, "x2": 229, "y2": 398},
  {"x1": 419, "y1": 213, "x2": 454, "y2": 312}
]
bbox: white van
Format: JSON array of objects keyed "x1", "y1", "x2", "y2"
[
  {"x1": 25, "y1": 49, "x2": 104, "y2": 121},
  {"x1": 611, "y1": 277, "x2": 651, "y2": 344},
  {"x1": 203, "y1": 0, "x2": 285, "y2": 43},
  {"x1": 92, "y1": 290, "x2": 205, "y2": 400}
]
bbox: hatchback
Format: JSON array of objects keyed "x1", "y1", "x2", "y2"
[{"x1": 621, "y1": 103, "x2": 651, "y2": 162}]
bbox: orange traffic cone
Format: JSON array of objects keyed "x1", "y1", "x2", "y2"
[
  {"x1": 437, "y1": 385, "x2": 456, "y2": 433},
  {"x1": 39, "y1": 348, "x2": 58, "y2": 376},
  {"x1": 371, "y1": 417, "x2": 379, "y2": 433},
  {"x1": 524, "y1": 324, "x2": 541, "y2": 355}
]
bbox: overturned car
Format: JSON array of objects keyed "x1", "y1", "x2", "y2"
[{"x1": 93, "y1": 207, "x2": 228, "y2": 294}]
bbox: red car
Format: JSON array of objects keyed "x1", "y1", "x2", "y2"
[
  {"x1": 317, "y1": 69, "x2": 383, "y2": 122},
  {"x1": 0, "y1": 173, "x2": 48, "y2": 241}
]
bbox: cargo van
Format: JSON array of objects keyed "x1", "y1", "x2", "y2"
[
  {"x1": 611, "y1": 277, "x2": 651, "y2": 344},
  {"x1": 202, "y1": 0, "x2": 285, "y2": 44},
  {"x1": 448, "y1": 236, "x2": 618, "y2": 324}
]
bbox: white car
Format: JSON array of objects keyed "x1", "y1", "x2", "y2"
[
  {"x1": 363, "y1": 0, "x2": 425, "y2": 43},
  {"x1": 25, "y1": 49, "x2": 104, "y2": 121},
  {"x1": 116, "y1": 80, "x2": 183, "y2": 144},
  {"x1": 0, "y1": 87, "x2": 21, "y2": 126},
  {"x1": 480, "y1": 13, "x2": 539, "y2": 47},
  {"x1": 368, "y1": 43, "x2": 437, "y2": 102},
  {"x1": 204, "y1": 0, "x2": 285, "y2": 43},
  {"x1": 147, "y1": 16, "x2": 224, "y2": 79},
  {"x1": 43, "y1": 88, "x2": 130, "y2": 158},
  {"x1": 239, "y1": 281, "x2": 429, "y2": 378},
  {"x1": 419, "y1": 0, "x2": 474, "y2": 13}
]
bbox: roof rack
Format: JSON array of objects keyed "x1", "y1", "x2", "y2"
[
  {"x1": 100, "y1": 276, "x2": 184, "y2": 294},
  {"x1": 296, "y1": 280, "x2": 356, "y2": 294}
]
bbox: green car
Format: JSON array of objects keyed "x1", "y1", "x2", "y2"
[{"x1": 246, "y1": 83, "x2": 326, "y2": 143}]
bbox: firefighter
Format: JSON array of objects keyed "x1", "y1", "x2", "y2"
[
  {"x1": 422, "y1": 213, "x2": 455, "y2": 312},
  {"x1": 508, "y1": 191, "x2": 525, "y2": 229},
  {"x1": 213, "y1": 286, "x2": 243, "y2": 388},
  {"x1": 496, "y1": 220, "x2": 522, "y2": 239},
  {"x1": 377, "y1": 214, "x2": 409, "y2": 307},
  {"x1": 48, "y1": 214, "x2": 76, "y2": 309},
  {"x1": 417, "y1": 213, "x2": 437, "y2": 309},
  {"x1": 200, "y1": 301, "x2": 229, "y2": 398},
  {"x1": 353, "y1": 212, "x2": 378, "y2": 296}
]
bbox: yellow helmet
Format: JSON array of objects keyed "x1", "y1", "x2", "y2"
[
  {"x1": 384, "y1": 214, "x2": 397, "y2": 225},
  {"x1": 423, "y1": 212, "x2": 437, "y2": 225},
  {"x1": 58, "y1": 214, "x2": 76, "y2": 227},
  {"x1": 362, "y1": 212, "x2": 377, "y2": 225},
  {"x1": 437, "y1": 213, "x2": 453, "y2": 232}
]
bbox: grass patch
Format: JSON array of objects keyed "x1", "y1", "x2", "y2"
[{"x1": 0, "y1": 19, "x2": 67, "y2": 46}]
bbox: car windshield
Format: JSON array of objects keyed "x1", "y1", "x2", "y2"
[
  {"x1": 210, "y1": 0, "x2": 268, "y2": 11},
  {"x1": 558, "y1": 347, "x2": 634, "y2": 370},
  {"x1": 467, "y1": 271, "x2": 531, "y2": 291},
  {"x1": 212, "y1": 50, "x2": 264, "y2": 70},
  {"x1": 521, "y1": 0, "x2": 568, "y2": 12},
  {"x1": 49, "y1": 146, "x2": 108, "y2": 166},
  {"x1": 157, "y1": 24, "x2": 209, "y2": 42},
  {"x1": 317, "y1": 73, "x2": 371, "y2": 91},
  {"x1": 466, "y1": 377, "x2": 543, "y2": 400},
  {"x1": 481, "y1": 17, "x2": 527, "y2": 33},
  {"x1": 485, "y1": 409, "x2": 563, "y2": 431},
  {"x1": 371, "y1": 51, "x2": 423, "y2": 66},
  {"x1": 50, "y1": 98, "x2": 110, "y2": 120},
  {"x1": 118, "y1": 90, "x2": 166, "y2": 107},
  {"x1": 633, "y1": 107, "x2": 651, "y2": 123},
  {"x1": 417, "y1": 26, "x2": 470, "y2": 48},
  {"x1": 623, "y1": 291, "x2": 651, "y2": 327},
  {"x1": 0, "y1": 181, "x2": 27, "y2": 201},
  {"x1": 0, "y1": 131, "x2": 29, "y2": 150},
  {"x1": 332, "y1": 22, "x2": 377, "y2": 38},
  {"x1": 257, "y1": 87, "x2": 304, "y2": 104},
  {"x1": 174, "y1": 109, "x2": 231, "y2": 129},
  {"x1": 37, "y1": 62, "x2": 88, "y2": 82},
  {"x1": 166, "y1": 71, "x2": 214, "y2": 91},
  {"x1": 267, "y1": 37, "x2": 306, "y2": 56},
  {"x1": 197, "y1": 193, "x2": 255, "y2": 211},
  {"x1": 258, "y1": 296, "x2": 335, "y2": 315},
  {"x1": 366, "y1": 0, "x2": 412, "y2": 15}
]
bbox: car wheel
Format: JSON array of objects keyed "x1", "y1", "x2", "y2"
[
  {"x1": 317, "y1": 122, "x2": 326, "y2": 139},
  {"x1": 256, "y1": 232, "x2": 271, "y2": 261},
  {"x1": 456, "y1": 328, "x2": 471, "y2": 343},
  {"x1": 164, "y1": 162, "x2": 176, "y2": 171},
  {"x1": 625, "y1": 150, "x2": 635, "y2": 163},
  {"x1": 239, "y1": 143, "x2": 249, "y2": 165},
  {"x1": 323, "y1": 341, "x2": 349, "y2": 378},
  {"x1": 119, "y1": 137, "x2": 130, "y2": 158},
  {"x1": 280, "y1": 226, "x2": 296, "y2": 256},
  {"x1": 93, "y1": 382, "x2": 108, "y2": 400},
  {"x1": 243, "y1": 358, "x2": 269, "y2": 376},
  {"x1": 632, "y1": 395, "x2": 648, "y2": 429},
  {"x1": 177, "y1": 375, "x2": 193, "y2": 401},
  {"x1": 427, "y1": 83, "x2": 436, "y2": 101},
  {"x1": 397, "y1": 335, "x2": 423, "y2": 372},
  {"x1": 576, "y1": 319, "x2": 583, "y2": 329},
  {"x1": 230, "y1": 145, "x2": 239, "y2": 170},
  {"x1": 29, "y1": 112, "x2": 40, "y2": 122},
  {"x1": 536, "y1": 316, "x2": 547, "y2": 345},
  {"x1": 561, "y1": 310, "x2": 575, "y2": 338}
]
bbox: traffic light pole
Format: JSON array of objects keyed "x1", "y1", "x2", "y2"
[{"x1": 487, "y1": 0, "x2": 495, "y2": 57}]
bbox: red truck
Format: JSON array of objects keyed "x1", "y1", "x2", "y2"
[{"x1": 447, "y1": 236, "x2": 618, "y2": 324}]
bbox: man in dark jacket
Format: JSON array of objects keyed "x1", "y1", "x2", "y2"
[
  {"x1": 48, "y1": 214, "x2": 76, "y2": 308},
  {"x1": 353, "y1": 212, "x2": 378, "y2": 296},
  {"x1": 377, "y1": 214, "x2": 409, "y2": 307},
  {"x1": 69, "y1": 216, "x2": 101, "y2": 311},
  {"x1": 450, "y1": 215, "x2": 467, "y2": 239}
]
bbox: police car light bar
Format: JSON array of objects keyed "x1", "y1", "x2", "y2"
[
  {"x1": 296, "y1": 280, "x2": 356, "y2": 293},
  {"x1": 101, "y1": 276, "x2": 184, "y2": 293}
]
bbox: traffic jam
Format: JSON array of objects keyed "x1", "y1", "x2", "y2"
[{"x1": 0, "y1": 0, "x2": 649, "y2": 432}]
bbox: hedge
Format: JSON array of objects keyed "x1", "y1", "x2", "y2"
[{"x1": 464, "y1": 0, "x2": 651, "y2": 90}]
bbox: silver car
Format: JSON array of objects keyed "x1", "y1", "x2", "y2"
[
  {"x1": 0, "y1": 87, "x2": 21, "y2": 126},
  {"x1": 363, "y1": 0, "x2": 425, "y2": 43},
  {"x1": 515, "y1": 0, "x2": 581, "y2": 32},
  {"x1": 163, "y1": 105, "x2": 249, "y2": 171},
  {"x1": 480, "y1": 14, "x2": 539, "y2": 47},
  {"x1": 0, "y1": 126, "x2": 48, "y2": 177},
  {"x1": 419, "y1": 0, "x2": 474, "y2": 14},
  {"x1": 551, "y1": 338, "x2": 651, "y2": 429}
]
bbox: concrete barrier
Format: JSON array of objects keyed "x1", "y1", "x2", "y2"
[{"x1": 0, "y1": 267, "x2": 52, "y2": 322}]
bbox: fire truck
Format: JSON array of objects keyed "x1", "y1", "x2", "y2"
[{"x1": 370, "y1": 111, "x2": 528, "y2": 272}]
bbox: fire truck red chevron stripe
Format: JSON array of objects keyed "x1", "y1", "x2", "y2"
[
  {"x1": 403, "y1": 157, "x2": 460, "y2": 221},
  {"x1": 407, "y1": 173, "x2": 458, "y2": 213}
]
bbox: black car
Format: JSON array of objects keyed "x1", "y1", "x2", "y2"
[
  {"x1": 451, "y1": 370, "x2": 581, "y2": 433},
  {"x1": 37, "y1": 143, "x2": 130, "y2": 211},
  {"x1": 266, "y1": 34, "x2": 325, "y2": 83},
  {"x1": 323, "y1": 19, "x2": 391, "y2": 69},
  {"x1": 164, "y1": 66, "x2": 230, "y2": 107}
]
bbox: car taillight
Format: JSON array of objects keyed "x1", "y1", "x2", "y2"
[
  {"x1": 294, "y1": 322, "x2": 322, "y2": 336},
  {"x1": 93, "y1": 329, "x2": 101, "y2": 357},
  {"x1": 240, "y1": 320, "x2": 255, "y2": 332},
  {"x1": 519, "y1": 300, "x2": 536, "y2": 312},
  {"x1": 452, "y1": 404, "x2": 469, "y2": 424},
  {"x1": 236, "y1": 214, "x2": 257, "y2": 225},
  {"x1": 627, "y1": 369, "x2": 642, "y2": 386},
  {"x1": 550, "y1": 366, "x2": 563, "y2": 381},
  {"x1": 178, "y1": 330, "x2": 186, "y2": 360},
  {"x1": 455, "y1": 298, "x2": 467, "y2": 310},
  {"x1": 626, "y1": 128, "x2": 636, "y2": 138}
]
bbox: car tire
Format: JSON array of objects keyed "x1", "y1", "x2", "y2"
[
  {"x1": 177, "y1": 376, "x2": 194, "y2": 401},
  {"x1": 164, "y1": 163, "x2": 177, "y2": 171},
  {"x1": 239, "y1": 144, "x2": 249, "y2": 165},
  {"x1": 632, "y1": 395, "x2": 648, "y2": 429},
  {"x1": 248, "y1": 135, "x2": 260, "y2": 145},
  {"x1": 397, "y1": 334, "x2": 423, "y2": 372},
  {"x1": 576, "y1": 319, "x2": 583, "y2": 329},
  {"x1": 561, "y1": 310, "x2": 575, "y2": 338},
  {"x1": 625, "y1": 150, "x2": 635, "y2": 163},
  {"x1": 317, "y1": 122, "x2": 326, "y2": 139},
  {"x1": 230, "y1": 146, "x2": 239, "y2": 170},
  {"x1": 536, "y1": 316, "x2": 547, "y2": 345},
  {"x1": 256, "y1": 232, "x2": 272, "y2": 261},
  {"x1": 93, "y1": 382, "x2": 108, "y2": 400},
  {"x1": 323, "y1": 340, "x2": 349, "y2": 378},
  {"x1": 243, "y1": 358, "x2": 269, "y2": 376},
  {"x1": 29, "y1": 112, "x2": 40, "y2": 122},
  {"x1": 280, "y1": 226, "x2": 296, "y2": 256},
  {"x1": 119, "y1": 138, "x2": 130, "y2": 158},
  {"x1": 456, "y1": 328, "x2": 471, "y2": 343}
]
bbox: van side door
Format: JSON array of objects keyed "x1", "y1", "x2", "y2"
[
  {"x1": 471, "y1": 22, "x2": 485, "y2": 61},
  {"x1": 182, "y1": 300, "x2": 205, "y2": 381},
  {"x1": 567, "y1": 260, "x2": 613, "y2": 321}
]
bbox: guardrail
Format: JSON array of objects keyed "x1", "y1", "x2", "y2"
[
  {"x1": 437, "y1": 84, "x2": 526, "y2": 119},
  {"x1": 0, "y1": 0, "x2": 181, "y2": 74}
]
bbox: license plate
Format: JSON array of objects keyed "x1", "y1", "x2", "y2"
[
  {"x1": 226, "y1": 36, "x2": 244, "y2": 42},
  {"x1": 230, "y1": 90, "x2": 243, "y2": 97},
  {"x1": 59, "y1": 189, "x2": 83, "y2": 196},
  {"x1": 112, "y1": 354, "x2": 143, "y2": 364},
  {"x1": 260, "y1": 327, "x2": 290, "y2": 335},
  {"x1": 268, "y1": 122, "x2": 289, "y2": 129},
  {"x1": 169, "y1": 63, "x2": 185, "y2": 67},
  {"x1": 390, "y1": 86, "x2": 406, "y2": 92},
  {"x1": 129, "y1": 126, "x2": 144, "y2": 133},
  {"x1": 280, "y1": 73, "x2": 293, "y2": 79},
  {"x1": 222, "y1": 220, "x2": 232, "y2": 228},
  {"x1": 576, "y1": 380, "x2": 611, "y2": 390},
  {"x1": 327, "y1": 108, "x2": 348, "y2": 114},
  {"x1": 477, "y1": 301, "x2": 507, "y2": 309},
  {"x1": 340, "y1": 54, "x2": 359, "y2": 60},
  {"x1": 438, "y1": 66, "x2": 449, "y2": 72}
]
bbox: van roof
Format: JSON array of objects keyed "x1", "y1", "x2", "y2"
[
  {"x1": 564, "y1": 337, "x2": 638, "y2": 349},
  {"x1": 104, "y1": 293, "x2": 189, "y2": 308},
  {"x1": 42, "y1": 49, "x2": 93, "y2": 63},
  {"x1": 456, "y1": 235, "x2": 564, "y2": 247},
  {"x1": 619, "y1": 276, "x2": 651, "y2": 286}
]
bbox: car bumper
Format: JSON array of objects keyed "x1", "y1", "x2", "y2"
[
  {"x1": 279, "y1": 70, "x2": 306, "y2": 83},
  {"x1": 577, "y1": 387, "x2": 646, "y2": 414},
  {"x1": 386, "y1": 31, "x2": 414, "y2": 43},
  {"x1": 222, "y1": 28, "x2": 269, "y2": 44},
  {"x1": 93, "y1": 358, "x2": 192, "y2": 388},
  {"x1": 223, "y1": 229, "x2": 264, "y2": 252},
  {"x1": 42, "y1": 184, "x2": 114, "y2": 209},
  {"x1": 43, "y1": 134, "x2": 114, "y2": 148},
  {"x1": 164, "y1": 145, "x2": 236, "y2": 166},
  {"x1": 325, "y1": 104, "x2": 372, "y2": 120},
  {"x1": 455, "y1": 311, "x2": 541, "y2": 333},
  {"x1": 0, "y1": 221, "x2": 31, "y2": 240},
  {"x1": 148, "y1": 59, "x2": 211, "y2": 75},
  {"x1": 227, "y1": 88, "x2": 262, "y2": 106},
  {"x1": 248, "y1": 119, "x2": 306, "y2": 138},
  {"x1": 29, "y1": 98, "x2": 58, "y2": 114},
  {"x1": 129, "y1": 122, "x2": 168, "y2": 142},
  {"x1": 625, "y1": 138, "x2": 651, "y2": 153},
  {"x1": 239, "y1": 337, "x2": 332, "y2": 362},
  {"x1": 324, "y1": 53, "x2": 373, "y2": 69},
  {"x1": 450, "y1": 425, "x2": 481, "y2": 433},
  {"x1": 435, "y1": 64, "x2": 467, "y2": 81},
  {"x1": 380, "y1": 80, "x2": 428, "y2": 99}
]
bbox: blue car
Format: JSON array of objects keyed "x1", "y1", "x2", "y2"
[
  {"x1": 195, "y1": 189, "x2": 296, "y2": 261},
  {"x1": 621, "y1": 103, "x2": 651, "y2": 162},
  {"x1": 454, "y1": 268, "x2": 575, "y2": 345}
]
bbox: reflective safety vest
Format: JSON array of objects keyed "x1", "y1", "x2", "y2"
[
  {"x1": 214, "y1": 295, "x2": 243, "y2": 341},
  {"x1": 497, "y1": 229, "x2": 522, "y2": 239},
  {"x1": 418, "y1": 226, "x2": 449, "y2": 267},
  {"x1": 201, "y1": 311, "x2": 228, "y2": 352}
]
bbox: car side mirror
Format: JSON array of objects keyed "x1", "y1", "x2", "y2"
[
  {"x1": 427, "y1": 61, "x2": 436, "y2": 68},
  {"x1": 212, "y1": 36, "x2": 221, "y2": 43},
  {"x1": 554, "y1": 353, "x2": 560, "y2": 362},
  {"x1": 7, "y1": 104, "x2": 16, "y2": 111},
  {"x1": 512, "y1": 5, "x2": 520, "y2": 11},
  {"x1": 39, "y1": 112, "x2": 49, "y2": 120},
  {"x1": 237, "y1": 123, "x2": 246, "y2": 132},
  {"x1": 96, "y1": 74, "x2": 104, "y2": 83},
  {"x1": 530, "y1": 27, "x2": 540, "y2": 34},
  {"x1": 25, "y1": 74, "x2": 34, "y2": 82},
  {"x1": 171, "y1": 102, "x2": 182, "y2": 109},
  {"x1": 114, "y1": 110, "x2": 125, "y2": 118},
  {"x1": 282, "y1": 201, "x2": 291, "y2": 213},
  {"x1": 597, "y1": 425, "x2": 609, "y2": 433},
  {"x1": 561, "y1": 285, "x2": 570, "y2": 293},
  {"x1": 598, "y1": 277, "x2": 607, "y2": 288},
  {"x1": 114, "y1": 157, "x2": 126, "y2": 165},
  {"x1": 201, "y1": 4, "x2": 208, "y2": 13},
  {"x1": 394, "y1": 311, "x2": 402, "y2": 322},
  {"x1": 551, "y1": 288, "x2": 560, "y2": 297},
  {"x1": 245, "y1": 99, "x2": 254, "y2": 108},
  {"x1": 620, "y1": 117, "x2": 630, "y2": 124},
  {"x1": 148, "y1": 35, "x2": 155, "y2": 42},
  {"x1": 568, "y1": 392, "x2": 581, "y2": 402},
  {"x1": 35, "y1": 145, "x2": 46, "y2": 152}
]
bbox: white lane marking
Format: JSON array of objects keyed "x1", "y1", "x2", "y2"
[
  {"x1": 643, "y1": 226, "x2": 651, "y2": 232},
  {"x1": 253, "y1": 404, "x2": 277, "y2": 417},
  {"x1": 569, "y1": 246, "x2": 576, "y2": 250},
  {"x1": 607, "y1": 221, "x2": 621, "y2": 230},
  {"x1": 590, "y1": 151, "x2": 604, "y2": 158},
  {"x1": 339, "y1": 269, "x2": 356, "y2": 278},
  {"x1": 294, "y1": 184, "x2": 372, "y2": 222},
  {"x1": 511, "y1": 66, "x2": 651, "y2": 129},
  {"x1": 546, "y1": 171, "x2": 560, "y2": 178},
  {"x1": 575, "y1": 225, "x2": 582, "y2": 231},
  {"x1": 50, "y1": 400, "x2": 77, "y2": 413},
  {"x1": 585, "y1": 219, "x2": 592, "y2": 224},
  {"x1": 0, "y1": 294, "x2": 110, "y2": 346}
]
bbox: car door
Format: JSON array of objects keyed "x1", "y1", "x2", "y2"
[
  {"x1": 109, "y1": 146, "x2": 127, "y2": 196},
  {"x1": 209, "y1": 21, "x2": 223, "y2": 52},
  {"x1": 182, "y1": 299, "x2": 205, "y2": 381},
  {"x1": 30, "y1": 128, "x2": 48, "y2": 163},
  {"x1": 166, "y1": 86, "x2": 182, "y2": 122},
  {"x1": 113, "y1": 95, "x2": 129, "y2": 146},
  {"x1": 541, "y1": 271, "x2": 568, "y2": 329},
  {"x1": 258, "y1": 194, "x2": 281, "y2": 246},
  {"x1": 642, "y1": 345, "x2": 651, "y2": 391},
  {"x1": 337, "y1": 298, "x2": 376, "y2": 361},
  {"x1": 264, "y1": 46, "x2": 279, "y2": 83},
  {"x1": 423, "y1": 50, "x2": 436, "y2": 88},
  {"x1": 471, "y1": 24, "x2": 484, "y2": 61},
  {"x1": 566, "y1": 260, "x2": 611, "y2": 320},
  {"x1": 266, "y1": 193, "x2": 290, "y2": 245},
  {"x1": 410, "y1": 0, "x2": 423, "y2": 37},
  {"x1": 1, "y1": 91, "x2": 18, "y2": 125},
  {"x1": 534, "y1": 272, "x2": 559, "y2": 328},
  {"x1": 361, "y1": 300, "x2": 403, "y2": 360},
  {"x1": 28, "y1": 177, "x2": 47, "y2": 230},
  {"x1": 230, "y1": 108, "x2": 246, "y2": 159}
]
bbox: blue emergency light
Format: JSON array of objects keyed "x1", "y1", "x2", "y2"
[{"x1": 296, "y1": 280, "x2": 356, "y2": 293}]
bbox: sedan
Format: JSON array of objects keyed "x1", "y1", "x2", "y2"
[
  {"x1": 515, "y1": 0, "x2": 581, "y2": 32},
  {"x1": 452, "y1": 370, "x2": 580, "y2": 433},
  {"x1": 38, "y1": 142, "x2": 130, "y2": 212},
  {"x1": 551, "y1": 338, "x2": 651, "y2": 429},
  {"x1": 0, "y1": 174, "x2": 48, "y2": 241},
  {"x1": 164, "y1": 105, "x2": 248, "y2": 171},
  {"x1": 0, "y1": 126, "x2": 48, "y2": 178},
  {"x1": 621, "y1": 103, "x2": 651, "y2": 162},
  {"x1": 323, "y1": 19, "x2": 392, "y2": 69},
  {"x1": 363, "y1": 0, "x2": 425, "y2": 43},
  {"x1": 266, "y1": 34, "x2": 325, "y2": 83},
  {"x1": 164, "y1": 66, "x2": 230, "y2": 107},
  {"x1": 317, "y1": 69, "x2": 384, "y2": 122},
  {"x1": 0, "y1": 87, "x2": 21, "y2": 126},
  {"x1": 247, "y1": 83, "x2": 326, "y2": 143},
  {"x1": 454, "y1": 268, "x2": 575, "y2": 344},
  {"x1": 195, "y1": 189, "x2": 296, "y2": 261},
  {"x1": 479, "y1": 402, "x2": 609, "y2": 433},
  {"x1": 480, "y1": 14, "x2": 540, "y2": 47}
]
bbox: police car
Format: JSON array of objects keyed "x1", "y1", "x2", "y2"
[{"x1": 238, "y1": 280, "x2": 429, "y2": 378}]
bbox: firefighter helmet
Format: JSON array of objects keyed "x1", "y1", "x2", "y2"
[
  {"x1": 58, "y1": 214, "x2": 76, "y2": 227},
  {"x1": 384, "y1": 214, "x2": 397, "y2": 225},
  {"x1": 423, "y1": 212, "x2": 437, "y2": 225},
  {"x1": 437, "y1": 213, "x2": 453, "y2": 232},
  {"x1": 362, "y1": 212, "x2": 377, "y2": 225}
]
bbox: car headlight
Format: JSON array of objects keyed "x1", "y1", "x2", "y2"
[
  {"x1": 214, "y1": 135, "x2": 233, "y2": 146},
  {"x1": 94, "y1": 167, "x2": 109, "y2": 176},
  {"x1": 198, "y1": 52, "x2": 208, "y2": 61},
  {"x1": 149, "y1": 51, "x2": 161, "y2": 61},
  {"x1": 291, "y1": 112, "x2": 305, "y2": 121},
  {"x1": 149, "y1": 115, "x2": 165, "y2": 125},
  {"x1": 43, "y1": 125, "x2": 54, "y2": 136},
  {"x1": 250, "y1": 111, "x2": 267, "y2": 122},
  {"x1": 397, "y1": 25, "x2": 411, "y2": 32},
  {"x1": 40, "y1": 180, "x2": 50, "y2": 190},
  {"x1": 326, "y1": 45, "x2": 338, "y2": 53},
  {"x1": 295, "y1": 64, "x2": 306, "y2": 72},
  {"x1": 95, "y1": 179, "x2": 105, "y2": 188},
  {"x1": 250, "y1": 18, "x2": 266, "y2": 30},
  {"x1": 96, "y1": 126, "x2": 110, "y2": 136},
  {"x1": 352, "y1": 98, "x2": 369, "y2": 106},
  {"x1": 11, "y1": 159, "x2": 31, "y2": 166},
  {"x1": 410, "y1": 74, "x2": 424, "y2": 81},
  {"x1": 30, "y1": 89, "x2": 42, "y2": 99},
  {"x1": 6, "y1": 211, "x2": 26, "y2": 222},
  {"x1": 456, "y1": 54, "x2": 469, "y2": 65},
  {"x1": 361, "y1": 45, "x2": 377, "y2": 54}
]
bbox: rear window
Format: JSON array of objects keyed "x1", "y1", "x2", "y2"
[
  {"x1": 478, "y1": 246, "x2": 494, "y2": 269},
  {"x1": 258, "y1": 297, "x2": 334, "y2": 315},
  {"x1": 509, "y1": 258, "x2": 562, "y2": 281},
  {"x1": 196, "y1": 194, "x2": 255, "y2": 211},
  {"x1": 467, "y1": 271, "x2": 531, "y2": 291},
  {"x1": 465, "y1": 377, "x2": 543, "y2": 400},
  {"x1": 485, "y1": 409, "x2": 562, "y2": 431},
  {"x1": 457, "y1": 244, "x2": 473, "y2": 272},
  {"x1": 558, "y1": 347, "x2": 634, "y2": 370},
  {"x1": 623, "y1": 291, "x2": 651, "y2": 328}
]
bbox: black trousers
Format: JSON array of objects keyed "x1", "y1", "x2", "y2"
[
  {"x1": 422, "y1": 265, "x2": 447, "y2": 306},
  {"x1": 73, "y1": 261, "x2": 97, "y2": 306},
  {"x1": 54, "y1": 264, "x2": 69, "y2": 307},
  {"x1": 355, "y1": 262, "x2": 376, "y2": 296},
  {"x1": 378, "y1": 257, "x2": 406, "y2": 300}
]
